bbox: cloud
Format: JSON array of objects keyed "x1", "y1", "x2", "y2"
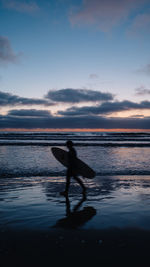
[
  {"x1": 1, "y1": 0, "x2": 40, "y2": 14},
  {"x1": 0, "y1": 36, "x2": 19, "y2": 64},
  {"x1": 8, "y1": 109, "x2": 52, "y2": 117},
  {"x1": 135, "y1": 86, "x2": 150, "y2": 96},
  {"x1": 0, "y1": 113, "x2": 150, "y2": 129},
  {"x1": 58, "y1": 100, "x2": 150, "y2": 116},
  {"x1": 45, "y1": 88, "x2": 114, "y2": 103},
  {"x1": 130, "y1": 114, "x2": 145, "y2": 118},
  {"x1": 89, "y1": 74, "x2": 99, "y2": 79},
  {"x1": 0, "y1": 91, "x2": 53, "y2": 106},
  {"x1": 136, "y1": 64, "x2": 150, "y2": 75},
  {"x1": 70, "y1": 0, "x2": 146, "y2": 32},
  {"x1": 128, "y1": 13, "x2": 150, "y2": 36},
  {"x1": 0, "y1": 89, "x2": 114, "y2": 107},
  {"x1": 1, "y1": 89, "x2": 150, "y2": 129}
]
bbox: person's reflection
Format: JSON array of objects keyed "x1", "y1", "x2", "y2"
[{"x1": 54, "y1": 194, "x2": 96, "y2": 229}]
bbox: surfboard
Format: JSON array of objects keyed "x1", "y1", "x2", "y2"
[{"x1": 51, "y1": 147, "x2": 96, "y2": 179}]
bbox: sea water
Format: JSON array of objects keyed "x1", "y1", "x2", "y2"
[{"x1": 0, "y1": 131, "x2": 150, "y2": 231}]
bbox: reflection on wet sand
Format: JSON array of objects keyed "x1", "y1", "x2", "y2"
[
  {"x1": 54, "y1": 194, "x2": 96, "y2": 229},
  {"x1": 1, "y1": 176, "x2": 150, "y2": 232}
]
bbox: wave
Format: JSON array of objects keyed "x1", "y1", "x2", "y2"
[
  {"x1": 0, "y1": 132, "x2": 150, "y2": 146},
  {"x1": 0, "y1": 142, "x2": 150, "y2": 147},
  {"x1": 0, "y1": 132, "x2": 150, "y2": 138},
  {"x1": 0, "y1": 170, "x2": 66, "y2": 178},
  {"x1": 0, "y1": 137, "x2": 150, "y2": 141},
  {"x1": 1, "y1": 170, "x2": 150, "y2": 179}
]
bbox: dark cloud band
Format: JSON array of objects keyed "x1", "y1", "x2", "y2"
[
  {"x1": 0, "y1": 91, "x2": 53, "y2": 106},
  {"x1": 45, "y1": 88, "x2": 114, "y2": 103},
  {"x1": 8, "y1": 109, "x2": 51, "y2": 117},
  {"x1": 0, "y1": 113, "x2": 150, "y2": 129},
  {"x1": 58, "y1": 100, "x2": 150, "y2": 116}
]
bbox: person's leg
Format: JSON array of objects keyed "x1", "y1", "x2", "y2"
[
  {"x1": 60, "y1": 170, "x2": 71, "y2": 196},
  {"x1": 73, "y1": 175, "x2": 86, "y2": 194},
  {"x1": 65, "y1": 172, "x2": 71, "y2": 193}
]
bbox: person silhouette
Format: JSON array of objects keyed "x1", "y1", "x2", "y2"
[{"x1": 60, "y1": 140, "x2": 86, "y2": 196}]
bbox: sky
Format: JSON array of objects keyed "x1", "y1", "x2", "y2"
[{"x1": 0, "y1": 0, "x2": 150, "y2": 130}]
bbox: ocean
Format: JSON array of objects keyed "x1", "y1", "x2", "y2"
[{"x1": 0, "y1": 131, "x2": 150, "y2": 178}]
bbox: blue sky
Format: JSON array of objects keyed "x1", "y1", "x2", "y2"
[{"x1": 0, "y1": 0, "x2": 150, "y2": 129}]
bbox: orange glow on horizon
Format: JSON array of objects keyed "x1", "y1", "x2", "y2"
[{"x1": 0, "y1": 128, "x2": 150, "y2": 132}]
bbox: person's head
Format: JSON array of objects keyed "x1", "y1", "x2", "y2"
[{"x1": 66, "y1": 140, "x2": 74, "y2": 149}]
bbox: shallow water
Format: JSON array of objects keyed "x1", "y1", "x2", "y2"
[
  {"x1": 0, "y1": 131, "x2": 150, "y2": 232},
  {"x1": 1, "y1": 175, "x2": 150, "y2": 231}
]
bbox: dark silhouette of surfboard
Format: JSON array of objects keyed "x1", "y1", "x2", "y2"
[{"x1": 51, "y1": 147, "x2": 96, "y2": 179}]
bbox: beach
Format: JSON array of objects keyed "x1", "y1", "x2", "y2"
[
  {"x1": 2, "y1": 0, "x2": 150, "y2": 265},
  {"x1": 1, "y1": 131, "x2": 150, "y2": 266}
]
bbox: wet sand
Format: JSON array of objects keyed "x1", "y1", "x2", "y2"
[{"x1": 1, "y1": 175, "x2": 150, "y2": 266}]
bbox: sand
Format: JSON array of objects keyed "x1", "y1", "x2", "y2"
[{"x1": 1, "y1": 227, "x2": 150, "y2": 266}]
